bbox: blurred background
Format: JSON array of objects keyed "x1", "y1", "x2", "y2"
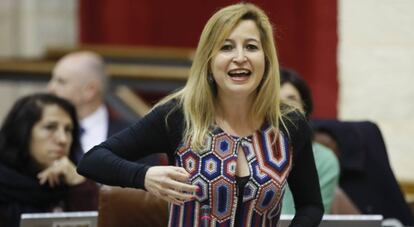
[{"x1": 0, "y1": 0, "x2": 413, "y2": 202}]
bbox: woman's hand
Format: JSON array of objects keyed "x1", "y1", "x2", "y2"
[
  {"x1": 37, "y1": 156, "x2": 85, "y2": 187},
  {"x1": 144, "y1": 166, "x2": 198, "y2": 205}
]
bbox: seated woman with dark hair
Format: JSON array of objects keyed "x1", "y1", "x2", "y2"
[
  {"x1": 279, "y1": 68, "x2": 341, "y2": 214},
  {"x1": 0, "y1": 93, "x2": 98, "y2": 227}
]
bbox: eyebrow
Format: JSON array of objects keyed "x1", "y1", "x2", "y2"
[
  {"x1": 224, "y1": 38, "x2": 260, "y2": 43},
  {"x1": 286, "y1": 95, "x2": 301, "y2": 100}
]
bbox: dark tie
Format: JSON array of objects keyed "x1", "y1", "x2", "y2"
[{"x1": 79, "y1": 126, "x2": 85, "y2": 137}]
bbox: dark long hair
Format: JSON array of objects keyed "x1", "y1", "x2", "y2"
[
  {"x1": 0, "y1": 93, "x2": 80, "y2": 172},
  {"x1": 280, "y1": 68, "x2": 314, "y2": 119}
]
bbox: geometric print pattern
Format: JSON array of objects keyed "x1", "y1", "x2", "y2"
[{"x1": 169, "y1": 124, "x2": 292, "y2": 227}]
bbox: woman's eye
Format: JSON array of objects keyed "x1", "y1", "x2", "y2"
[
  {"x1": 65, "y1": 126, "x2": 73, "y2": 134},
  {"x1": 220, "y1": 44, "x2": 233, "y2": 51},
  {"x1": 44, "y1": 124, "x2": 57, "y2": 131},
  {"x1": 246, "y1": 44, "x2": 258, "y2": 50}
]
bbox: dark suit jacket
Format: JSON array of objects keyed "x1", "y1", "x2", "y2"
[
  {"x1": 107, "y1": 105, "x2": 130, "y2": 137},
  {"x1": 312, "y1": 119, "x2": 414, "y2": 226}
]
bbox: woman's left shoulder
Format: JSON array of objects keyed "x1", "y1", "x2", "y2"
[
  {"x1": 281, "y1": 109, "x2": 308, "y2": 131},
  {"x1": 280, "y1": 109, "x2": 311, "y2": 143}
]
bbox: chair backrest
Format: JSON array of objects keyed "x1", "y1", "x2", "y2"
[
  {"x1": 331, "y1": 187, "x2": 361, "y2": 214},
  {"x1": 312, "y1": 120, "x2": 414, "y2": 226},
  {"x1": 98, "y1": 185, "x2": 168, "y2": 227}
]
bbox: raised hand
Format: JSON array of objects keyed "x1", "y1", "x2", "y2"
[
  {"x1": 144, "y1": 166, "x2": 198, "y2": 205},
  {"x1": 37, "y1": 156, "x2": 85, "y2": 187}
]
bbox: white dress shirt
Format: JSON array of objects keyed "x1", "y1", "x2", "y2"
[{"x1": 80, "y1": 105, "x2": 109, "y2": 153}]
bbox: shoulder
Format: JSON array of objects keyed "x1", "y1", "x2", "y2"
[
  {"x1": 278, "y1": 107, "x2": 312, "y2": 153},
  {"x1": 280, "y1": 102, "x2": 306, "y2": 127},
  {"x1": 280, "y1": 108, "x2": 310, "y2": 138},
  {"x1": 152, "y1": 99, "x2": 183, "y2": 120},
  {"x1": 144, "y1": 99, "x2": 185, "y2": 133}
]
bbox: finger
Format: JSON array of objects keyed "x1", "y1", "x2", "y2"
[
  {"x1": 165, "y1": 193, "x2": 186, "y2": 205},
  {"x1": 169, "y1": 167, "x2": 191, "y2": 179},
  {"x1": 169, "y1": 168, "x2": 191, "y2": 183},
  {"x1": 165, "y1": 180, "x2": 198, "y2": 194},
  {"x1": 162, "y1": 187, "x2": 195, "y2": 201},
  {"x1": 46, "y1": 175, "x2": 54, "y2": 187},
  {"x1": 165, "y1": 195, "x2": 182, "y2": 205},
  {"x1": 48, "y1": 171, "x2": 61, "y2": 187},
  {"x1": 152, "y1": 184, "x2": 192, "y2": 203},
  {"x1": 37, "y1": 173, "x2": 47, "y2": 185},
  {"x1": 170, "y1": 198, "x2": 184, "y2": 205},
  {"x1": 171, "y1": 172, "x2": 190, "y2": 183},
  {"x1": 152, "y1": 190, "x2": 180, "y2": 205},
  {"x1": 172, "y1": 166, "x2": 190, "y2": 174},
  {"x1": 49, "y1": 175, "x2": 58, "y2": 187},
  {"x1": 38, "y1": 168, "x2": 53, "y2": 185},
  {"x1": 159, "y1": 192, "x2": 168, "y2": 198}
]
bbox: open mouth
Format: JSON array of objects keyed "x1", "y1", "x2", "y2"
[{"x1": 228, "y1": 69, "x2": 252, "y2": 79}]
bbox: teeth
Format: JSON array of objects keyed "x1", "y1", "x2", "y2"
[
  {"x1": 229, "y1": 69, "x2": 249, "y2": 74},
  {"x1": 228, "y1": 69, "x2": 251, "y2": 77}
]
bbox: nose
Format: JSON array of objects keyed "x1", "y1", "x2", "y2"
[
  {"x1": 55, "y1": 128, "x2": 69, "y2": 145},
  {"x1": 232, "y1": 48, "x2": 247, "y2": 63}
]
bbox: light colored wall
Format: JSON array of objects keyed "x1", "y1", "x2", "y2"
[
  {"x1": 0, "y1": 0, "x2": 77, "y2": 122},
  {"x1": 338, "y1": 0, "x2": 414, "y2": 182},
  {"x1": 0, "y1": 0, "x2": 18, "y2": 57},
  {"x1": 0, "y1": 81, "x2": 46, "y2": 124},
  {"x1": 0, "y1": 0, "x2": 77, "y2": 58}
]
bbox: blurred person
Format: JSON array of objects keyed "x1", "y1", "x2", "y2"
[
  {"x1": 279, "y1": 68, "x2": 340, "y2": 214},
  {"x1": 48, "y1": 51, "x2": 129, "y2": 153},
  {"x1": 0, "y1": 93, "x2": 98, "y2": 227},
  {"x1": 77, "y1": 3, "x2": 323, "y2": 227}
]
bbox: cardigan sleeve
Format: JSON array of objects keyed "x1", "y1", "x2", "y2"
[
  {"x1": 283, "y1": 111, "x2": 324, "y2": 227},
  {"x1": 77, "y1": 101, "x2": 184, "y2": 189}
]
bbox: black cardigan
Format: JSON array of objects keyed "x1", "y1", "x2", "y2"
[{"x1": 78, "y1": 101, "x2": 323, "y2": 226}]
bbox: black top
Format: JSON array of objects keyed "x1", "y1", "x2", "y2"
[
  {"x1": 78, "y1": 100, "x2": 323, "y2": 226},
  {"x1": 235, "y1": 175, "x2": 250, "y2": 227},
  {"x1": 0, "y1": 163, "x2": 98, "y2": 227}
]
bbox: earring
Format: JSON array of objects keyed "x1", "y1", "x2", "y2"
[
  {"x1": 208, "y1": 73, "x2": 215, "y2": 84},
  {"x1": 208, "y1": 72, "x2": 217, "y2": 95}
]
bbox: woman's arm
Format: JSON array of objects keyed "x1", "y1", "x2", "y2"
[
  {"x1": 77, "y1": 102, "x2": 198, "y2": 204},
  {"x1": 77, "y1": 102, "x2": 179, "y2": 189},
  {"x1": 284, "y1": 112, "x2": 324, "y2": 227}
]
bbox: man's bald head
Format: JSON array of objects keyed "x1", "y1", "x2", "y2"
[{"x1": 48, "y1": 51, "x2": 108, "y2": 119}]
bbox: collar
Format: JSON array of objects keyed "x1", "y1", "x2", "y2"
[{"x1": 80, "y1": 105, "x2": 108, "y2": 131}]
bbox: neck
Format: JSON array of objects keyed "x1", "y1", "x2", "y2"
[
  {"x1": 215, "y1": 94, "x2": 260, "y2": 137},
  {"x1": 78, "y1": 100, "x2": 102, "y2": 120}
]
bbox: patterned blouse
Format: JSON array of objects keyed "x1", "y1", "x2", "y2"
[{"x1": 78, "y1": 100, "x2": 323, "y2": 227}]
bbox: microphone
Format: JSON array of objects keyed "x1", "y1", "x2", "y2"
[{"x1": 200, "y1": 204, "x2": 211, "y2": 227}]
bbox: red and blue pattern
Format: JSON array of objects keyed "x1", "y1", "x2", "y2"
[{"x1": 169, "y1": 124, "x2": 292, "y2": 227}]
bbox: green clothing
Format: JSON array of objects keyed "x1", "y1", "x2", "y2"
[{"x1": 282, "y1": 142, "x2": 340, "y2": 214}]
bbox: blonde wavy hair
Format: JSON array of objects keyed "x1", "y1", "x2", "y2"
[{"x1": 157, "y1": 3, "x2": 288, "y2": 151}]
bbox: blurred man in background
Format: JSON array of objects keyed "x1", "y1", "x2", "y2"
[{"x1": 48, "y1": 51, "x2": 129, "y2": 153}]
